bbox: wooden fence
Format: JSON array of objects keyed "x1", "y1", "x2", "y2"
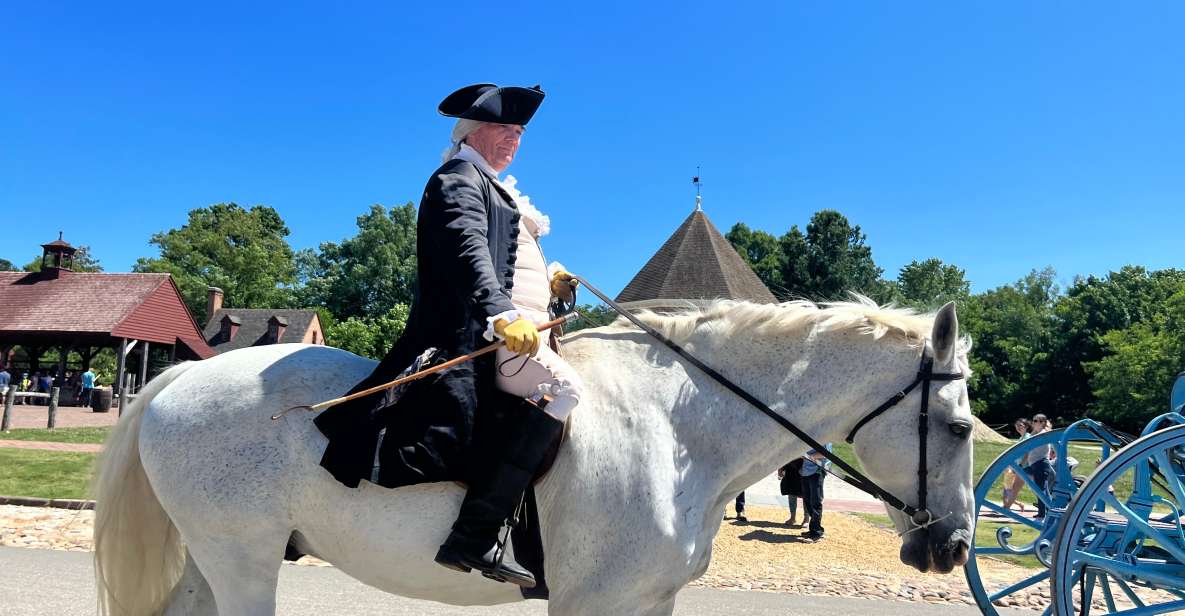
[{"x1": 0, "y1": 387, "x2": 62, "y2": 431}]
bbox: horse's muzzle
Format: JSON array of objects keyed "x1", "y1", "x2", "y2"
[{"x1": 900, "y1": 527, "x2": 971, "y2": 574}]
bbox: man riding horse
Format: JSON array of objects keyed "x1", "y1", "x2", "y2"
[{"x1": 314, "y1": 83, "x2": 582, "y2": 589}]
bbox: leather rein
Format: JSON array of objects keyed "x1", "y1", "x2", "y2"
[{"x1": 573, "y1": 277, "x2": 964, "y2": 528}]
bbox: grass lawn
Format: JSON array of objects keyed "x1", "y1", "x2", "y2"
[
  {"x1": 0, "y1": 427, "x2": 111, "y2": 444},
  {"x1": 830, "y1": 439, "x2": 1018, "y2": 483},
  {"x1": 0, "y1": 449, "x2": 95, "y2": 500}
]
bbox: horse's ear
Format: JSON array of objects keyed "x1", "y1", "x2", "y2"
[{"x1": 931, "y1": 302, "x2": 959, "y2": 364}]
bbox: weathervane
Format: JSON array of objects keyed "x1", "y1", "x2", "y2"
[{"x1": 692, "y1": 166, "x2": 702, "y2": 211}]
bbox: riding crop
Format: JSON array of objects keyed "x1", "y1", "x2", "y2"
[{"x1": 270, "y1": 312, "x2": 582, "y2": 420}]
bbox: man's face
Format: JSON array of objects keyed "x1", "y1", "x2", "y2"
[{"x1": 465, "y1": 123, "x2": 524, "y2": 172}]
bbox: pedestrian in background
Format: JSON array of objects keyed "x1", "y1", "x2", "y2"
[
  {"x1": 1025, "y1": 414, "x2": 1054, "y2": 519},
  {"x1": 17, "y1": 373, "x2": 30, "y2": 404},
  {"x1": 800, "y1": 444, "x2": 832, "y2": 542},
  {"x1": 1001, "y1": 418, "x2": 1031, "y2": 512},
  {"x1": 779, "y1": 458, "x2": 806, "y2": 527},
  {"x1": 80, "y1": 367, "x2": 96, "y2": 407}
]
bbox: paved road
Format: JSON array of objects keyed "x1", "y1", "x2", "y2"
[{"x1": 1, "y1": 546, "x2": 1030, "y2": 615}]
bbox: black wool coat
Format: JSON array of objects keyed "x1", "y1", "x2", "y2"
[{"x1": 314, "y1": 158, "x2": 526, "y2": 489}]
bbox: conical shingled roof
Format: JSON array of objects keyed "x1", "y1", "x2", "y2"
[{"x1": 616, "y1": 209, "x2": 777, "y2": 309}]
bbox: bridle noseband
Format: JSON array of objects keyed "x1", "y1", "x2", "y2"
[
  {"x1": 572, "y1": 277, "x2": 966, "y2": 529},
  {"x1": 845, "y1": 354, "x2": 965, "y2": 527}
]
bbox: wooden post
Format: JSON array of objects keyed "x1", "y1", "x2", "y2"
[
  {"x1": 56, "y1": 346, "x2": 68, "y2": 388},
  {"x1": 47, "y1": 387, "x2": 59, "y2": 429},
  {"x1": 115, "y1": 338, "x2": 128, "y2": 414},
  {"x1": 138, "y1": 341, "x2": 151, "y2": 393},
  {"x1": 1, "y1": 387, "x2": 13, "y2": 432}
]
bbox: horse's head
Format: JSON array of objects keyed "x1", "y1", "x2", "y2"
[{"x1": 847, "y1": 302, "x2": 974, "y2": 574}]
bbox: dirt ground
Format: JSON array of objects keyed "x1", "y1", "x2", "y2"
[{"x1": 692, "y1": 504, "x2": 1035, "y2": 607}]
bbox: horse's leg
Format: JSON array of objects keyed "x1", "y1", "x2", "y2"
[
  {"x1": 162, "y1": 552, "x2": 217, "y2": 616},
  {"x1": 183, "y1": 530, "x2": 286, "y2": 615}
]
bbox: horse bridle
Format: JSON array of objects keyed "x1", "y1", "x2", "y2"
[
  {"x1": 844, "y1": 354, "x2": 965, "y2": 527},
  {"x1": 573, "y1": 277, "x2": 966, "y2": 528}
]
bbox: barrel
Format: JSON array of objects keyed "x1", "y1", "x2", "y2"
[{"x1": 92, "y1": 387, "x2": 113, "y2": 413}]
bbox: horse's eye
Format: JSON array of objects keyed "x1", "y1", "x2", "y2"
[{"x1": 949, "y1": 421, "x2": 971, "y2": 439}]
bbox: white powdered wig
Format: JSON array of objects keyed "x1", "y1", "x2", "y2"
[{"x1": 441, "y1": 118, "x2": 485, "y2": 163}]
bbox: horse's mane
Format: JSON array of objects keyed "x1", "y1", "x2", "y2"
[{"x1": 619, "y1": 295, "x2": 967, "y2": 352}]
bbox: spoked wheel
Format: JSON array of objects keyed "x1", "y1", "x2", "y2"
[
  {"x1": 1050, "y1": 424, "x2": 1185, "y2": 616},
  {"x1": 965, "y1": 423, "x2": 1123, "y2": 614}
]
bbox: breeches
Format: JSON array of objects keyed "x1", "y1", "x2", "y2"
[{"x1": 493, "y1": 333, "x2": 583, "y2": 421}]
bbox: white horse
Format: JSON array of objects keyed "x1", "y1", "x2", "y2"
[{"x1": 93, "y1": 299, "x2": 975, "y2": 616}]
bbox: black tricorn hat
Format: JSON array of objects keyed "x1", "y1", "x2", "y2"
[{"x1": 438, "y1": 83, "x2": 546, "y2": 126}]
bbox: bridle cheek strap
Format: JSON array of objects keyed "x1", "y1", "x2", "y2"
[{"x1": 846, "y1": 355, "x2": 964, "y2": 525}]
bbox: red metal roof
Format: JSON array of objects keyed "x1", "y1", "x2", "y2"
[{"x1": 0, "y1": 271, "x2": 214, "y2": 359}]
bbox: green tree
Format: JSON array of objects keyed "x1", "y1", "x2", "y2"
[
  {"x1": 324, "y1": 305, "x2": 410, "y2": 359},
  {"x1": 799, "y1": 210, "x2": 884, "y2": 300},
  {"x1": 22, "y1": 245, "x2": 104, "y2": 272},
  {"x1": 297, "y1": 203, "x2": 417, "y2": 321},
  {"x1": 895, "y1": 258, "x2": 971, "y2": 310},
  {"x1": 960, "y1": 268, "x2": 1060, "y2": 423},
  {"x1": 564, "y1": 303, "x2": 620, "y2": 333},
  {"x1": 1088, "y1": 289, "x2": 1185, "y2": 431},
  {"x1": 725, "y1": 223, "x2": 785, "y2": 294},
  {"x1": 727, "y1": 211, "x2": 888, "y2": 302},
  {"x1": 1047, "y1": 267, "x2": 1185, "y2": 421},
  {"x1": 134, "y1": 203, "x2": 298, "y2": 323},
  {"x1": 0, "y1": 258, "x2": 16, "y2": 271}
]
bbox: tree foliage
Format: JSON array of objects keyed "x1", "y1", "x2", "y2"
[
  {"x1": 1088, "y1": 289, "x2": 1185, "y2": 430},
  {"x1": 0, "y1": 258, "x2": 18, "y2": 271},
  {"x1": 297, "y1": 203, "x2": 417, "y2": 321},
  {"x1": 727, "y1": 210, "x2": 887, "y2": 302},
  {"x1": 324, "y1": 305, "x2": 410, "y2": 359},
  {"x1": 22, "y1": 245, "x2": 104, "y2": 272},
  {"x1": 959, "y1": 268, "x2": 1059, "y2": 424},
  {"x1": 1045, "y1": 267, "x2": 1185, "y2": 425},
  {"x1": 564, "y1": 304, "x2": 620, "y2": 333},
  {"x1": 724, "y1": 223, "x2": 785, "y2": 294},
  {"x1": 895, "y1": 258, "x2": 971, "y2": 310},
  {"x1": 133, "y1": 203, "x2": 297, "y2": 323}
]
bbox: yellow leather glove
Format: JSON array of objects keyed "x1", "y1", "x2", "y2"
[
  {"x1": 493, "y1": 317, "x2": 540, "y2": 357},
  {"x1": 550, "y1": 270, "x2": 579, "y2": 303}
]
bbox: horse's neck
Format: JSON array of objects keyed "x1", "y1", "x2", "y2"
[
  {"x1": 657, "y1": 327, "x2": 919, "y2": 500},
  {"x1": 543, "y1": 325, "x2": 918, "y2": 527}
]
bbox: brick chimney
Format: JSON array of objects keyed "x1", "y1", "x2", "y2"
[
  {"x1": 206, "y1": 287, "x2": 224, "y2": 321},
  {"x1": 267, "y1": 315, "x2": 289, "y2": 343},
  {"x1": 220, "y1": 314, "x2": 241, "y2": 342}
]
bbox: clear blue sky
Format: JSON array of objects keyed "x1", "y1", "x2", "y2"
[{"x1": 2, "y1": 2, "x2": 1182, "y2": 297}]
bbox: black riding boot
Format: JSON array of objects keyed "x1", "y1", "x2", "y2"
[{"x1": 434, "y1": 399, "x2": 564, "y2": 588}]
